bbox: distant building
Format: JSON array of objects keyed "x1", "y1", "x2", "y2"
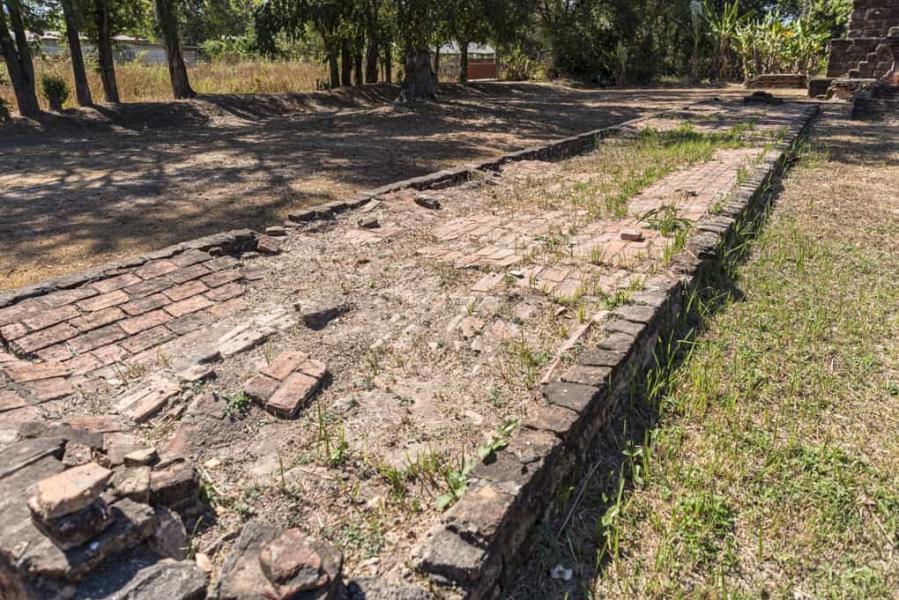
[
  {"x1": 26, "y1": 31, "x2": 200, "y2": 66},
  {"x1": 436, "y1": 42, "x2": 498, "y2": 81}
]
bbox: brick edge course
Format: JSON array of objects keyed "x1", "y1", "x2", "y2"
[{"x1": 413, "y1": 104, "x2": 820, "y2": 599}]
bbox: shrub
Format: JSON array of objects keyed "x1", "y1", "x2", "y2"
[{"x1": 40, "y1": 74, "x2": 70, "y2": 111}]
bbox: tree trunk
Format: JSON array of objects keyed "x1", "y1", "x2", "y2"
[
  {"x1": 340, "y1": 40, "x2": 352, "y2": 87},
  {"x1": 354, "y1": 50, "x2": 364, "y2": 86},
  {"x1": 384, "y1": 43, "x2": 393, "y2": 84},
  {"x1": 459, "y1": 40, "x2": 469, "y2": 83},
  {"x1": 94, "y1": 0, "x2": 120, "y2": 103},
  {"x1": 397, "y1": 46, "x2": 436, "y2": 103},
  {"x1": 327, "y1": 49, "x2": 340, "y2": 88},
  {"x1": 365, "y1": 40, "x2": 379, "y2": 83},
  {"x1": 433, "y1": 44, "x2": 441, "y2": 77},
  {"x1": 61, "y1": 0, "x2": 92, "y2": 106},
  {"x1": 154, "y1": 0, "x2": 195, "y2": 99},
  {"x1": 0, "y1": 0, "x2": 40, "y2": 117}
]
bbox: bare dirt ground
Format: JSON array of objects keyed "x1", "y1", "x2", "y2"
[{"x1": 0, "y1": 82, "x2": 804, "y2": 290}]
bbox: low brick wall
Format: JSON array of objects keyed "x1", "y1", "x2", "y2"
[{"x1": 413, "y1": 104, "x2": 820, "y2": 599}]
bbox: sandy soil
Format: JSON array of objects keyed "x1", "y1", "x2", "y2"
[{"x1": 0, "y1": 82, "x2": 804, "y2": 290}]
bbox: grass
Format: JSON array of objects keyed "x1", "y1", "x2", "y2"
[
  {"x1": 506, "y1": 108, "x2": 899, "y2": 598},
  {"x1": 1, "y1": 57, "x2": 329, "y2": 110}
]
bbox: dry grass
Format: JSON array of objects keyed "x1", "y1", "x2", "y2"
[
  {"x1": 1, "y1": 58, "x2": 330, "y2": 109},
  {"x1": 505, "y1": 106, "x2": 899, "y2": 599}
]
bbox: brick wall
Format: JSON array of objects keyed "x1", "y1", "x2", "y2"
[{"x1": 827, "y1": 0, "x2": 899, "y2": 78}]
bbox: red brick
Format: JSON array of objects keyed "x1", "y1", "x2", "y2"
[
  {"x1": 65, "y1": 414, "x2": 123, "y2": 433},
  {"x1": 0, "y1": 300, "x2": 45, "y2": 327},
  {"x1": 120, "y1": 309, "x2": 172, "y2": 335},
  {"x1": 120, "y1": 293, "x2": 170, "y2": 316},
  {"x1": 0, "y1": 390, "x2": 29, "y2": 412},
  {"x1": 167, "y1": 264, "x2": 210, "y2": 285},
  {"x1": 201, "y1": 269, "x2": 243, "y2": 288},
  {"x1": 256, "y1": 235, "x2": 281, "y2": 254},
  {"x1": 25, "y1": 377, "x2": 75, "y2": 402},
  {"x1": 12, "y1": 323, "x2": 79, "y2": 354},
  {"x1": 260, "y1": 351, "x2": 308, "y2": 381},
  {"x1": 166, "y1": 314, "x2": 206, "y2": 335},
  {"x1": 299, "y1": 359, "x2": 327, "y2": 380},
  {"x1": 171, "y1": 249, "x2": 211, "y2": 268},
  {"x1": 244, "y1": 374, "x2": 280, "y2": 401},
  {"x1": 265, "y1": 372, "x2": 320, "y2": 418},
  {"x1": 69, "y1": 307, "x2": 126, "y2": 332},
  {"x1": 60, "y1": 354, "x2": 102, "y2": 375},
  {"x1": 91, "y1": 344, "x2": 129, "y2": 366},
  {"x1": 35, "y1": 344, "x2": 74, "y2": 362},
  {"x1": 41, "y1": 287, "x2": 98, "y2": 308},
  {"x1": 68, "y1": 324, "x2": 127, "y2": 354},
  {"x1": 124, "y1": 278, "x2": 173, "y2": 299},
  {"x1": 22, "y1": 305, "x2": 80, "y2": 332},
  {"x1": 164, "y1": 295, "x2": 212, "y2": 318},
  {"x1": 3, "y1": 362, "x2": 71, "y2": 383},
  {"x1": 204, "y1": 282, "x2": 244, "y2": 303},
  {"x1": 135, "y1": 260, "x2": 178, "y2": 279},
  {"x1": 76, "y1": 290, "x2": 129, "y2": 312},
  {"x1": 92, "y1": 273, "x2": 142, "y2": 294},
  {"x1": 120, "y1": 325, "x2": 175, "y2": 354},
  {"x1": 163, "y1": 280, "x2": 209, "y2": 302},
  {"x1": 0, "y1": 322, "x2": 28, "y2": 341},
  {"x1": 209, "y1": 297, "x2": 247, "y2": 317},
  {"x1": 116, "y1": 378, "x2": 180, "y2": 423}
]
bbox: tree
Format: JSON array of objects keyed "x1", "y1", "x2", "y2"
[
  {"x1": 94, "y1": 0, "x2": 120, "y2": 103},
  {"x1": 445, "y1": 0, "x2": 487, "y2": 83},
  {"x1": 61, "y1": 0, "x2": 93, "y2": 106},
  {"x1": 154, "y1": 0, "x2": 196, "y2": 98},
  {"x1": 0, "y1": 0, "x2": 40, "y2": 117},
  {"x1": 394, "y1": 0, "x2": 440, "y2": 102}
]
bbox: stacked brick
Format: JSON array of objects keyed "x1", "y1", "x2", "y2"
[{"x1": 826, "y1": 0, "x2": 899, "y2": 80}]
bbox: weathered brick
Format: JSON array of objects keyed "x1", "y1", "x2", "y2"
[
  {"x1": 205, "y1": 282, "x2": 244, "y2": 303},
  {"x1": 166, "y1": 314, "x2": 207, "y2": 335},
  {"x1": 525, "y1": 404, "x2": 579, "y2": 437},
  {"x1": 91, "y1": 343, "x2": 129, "y2": 366},
  {"x1": 76, "y1": 290, "x2": 129, "y2": 312},
  {"x1": 256, "y1": 235, "x2": 281, "y2": 254},
  {"x1": 209, "y1": 297, "x2": 247, "y2": 317},
  {"x1": 163, "y1": 280, "x2": 209, "y2": 302},
  {"x1": 265, "y1": 372, "x2": 320, "y2": 418},
  {"x1": 3, "y1": 362, "x2": 71, "y2": 383},
  {"x1": 260, "y1": 351, "x2": 309, "y2": 381},
  {"x1": 12, "y1": 323, "x2": 79, "y2": 354},
  {"x1": 35, "y1": 343, "x2": 75, "y2": 362},
  {"x1": 69, "y1": 307, "x2": 126, "y2": 332},
  {"x1": 25, "y1": 377, "x2": 75, "y2": 402},
  {"x1": 603, "y1": 319, "x2": 644, "y2": 338},
  {"x1": 68, "y1": 324, "x2": 128, "y2": 354},
  {"x1": 135, "y1": 259, "x2": 179, "y2": 279},
  {"x1": 28, "y1": 462, "x2": 113, "y2": 519},
  {"x1": 204, "y1": 256, "x2": 240, "y2": 272},
  {"x1": 41, "y1": 287, "x2": 98, "y2": 308},
  {"x1": 542, "y1": 381, "x2": 599, "y2": 414},
  {"x1": 611, "y1": 304, "x2": 658, "y2": 324},
  {"x1": 22, "y1": 305, "x2": 80, "y2": 332},
  {"x1": 167, "y1": 264, "x2": 211, "y2": 285},
  {"x1": 116, "y1": 377, "x2": 180, "y2": 423},
  {"x1": 171, "y1": 249, "x2": 211, "y2": 268},
  {"x1": 0, "y1": 390, "x2": 29, "y2": 412},
  {"x1": 120, "y1": 293, "x2": 170, "y2": 316},
  {"x1": 165, "y1": 295, "x2": 213, "y2": 318},
  {"x1": 124, "y1": 277, "x2": 174, "y2": 299},
  {"x1": 244, "y1": 374, "x2": 280, "y2": 401},
  {"x1": 561, "y1": 364, "x2": 611, "y2": 387},
  {"x1": 0, "y1": 322, "x2": 28, "y2": 341},
  {"x1": 119, "y1": 309, "x2": 172, "y2": 335},
  {"x1": 120, "y1": 326, "x2": 175, "y2": 354},
  {"x1": 92, "y1": 273, "x2": 142, "y2": 294},
  {"x1": 200, "y1": 269, "x2": 243, "y2": 289}
]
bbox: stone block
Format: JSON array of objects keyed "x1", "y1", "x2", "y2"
[
  {"x1": 31, "y1": 497, "x2": 114, "y2": 550},
  {"x1": 150, "y1": 462, "x2": 198, "y2": 511},
  {"x1": 542, "y1": 381, "x2": 598, "y2": 414},
  {"x1": 256, "y1": 235, "x2": 282, "y2": 255},
  {"x1": 112, "y1": 466, "x2": 152, "y2": 503},
  {"x1": 28, "y1": 462, "x2": 112, "y2": 519},
  {"x1": 110, "y1": 558, "x2": 209, "y2": 600}
]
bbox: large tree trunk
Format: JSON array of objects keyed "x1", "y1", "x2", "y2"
[
  {"x1": 384, "y1": 43, "x2": 392, "y2": 84},
  {"x1": 94, "y1": 0, "x2": 119, "y2": 103},
  {"x1": 459, "y1": 40, "x2": 469, "y2": 83},
  {"x1": 0, "y1": 0, "x2": 40, "y2": 117},
  {"x1": 354, "y1": 49, "x2": 364, "y2": 86},
  {"x1": 340, "y1": 40, "x2": 352, "y2": 86},
  {"x1": 61, "y1": 0, "x2": 92, "y2": 106},
  {"x1": 155, "y1": 0, "x2": 195, "y2": 99},
  {"x1": 397, "y1": 46, "x2": 436, "y2": 103},
  {"x1": 327, "y1": 49, "x2": 340, "y2": 88},
  {"x1": 365, "y1": 40, "x2": 379, "y2": 83}
]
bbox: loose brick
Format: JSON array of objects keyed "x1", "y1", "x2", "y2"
[
  {"x1": 244, "y1": 374, "x2": 280, "y2": 402},
  {"x1": 69, "y1": 307, "x2": 126, "y2": 332},
  {"x1": 12, "y1": 323, "x2": 79, "y2": 354},
  {"x1": 125, "y1": 277, "x2": 174, "y2": 299},
  {"x1": 135, "y1": 259, "x2": 179, "y2": 280},
  {"x1": 205, "y1": 282, "x2": 244, "y2": 303},
  {"x1": 163, "y1": 280, "x2": 209, "y2": 302},
  {"x1": 92, "y1": 273, "x2": 142, "y2": 294},
  {"x1": 299, "y1": 359, "x2": 327, "y2": 380},
  {"x1": 22, "y1": 305, "x2": 80, "y2": 332},
  {"x1": 28, "y1": 462, "x2": 112, "y2": 519},
  {"x1": 4, "y1": 362, "x2": 71, "y2": 383},
  {"x1": 260, "y1": 351, "x2": 309, "y2": 381},
  {"x1": 165, "y1": 295, "x2": 213, "y2": 318},
  {"x1": 76, "y1": 290, "x2": 129, "y2": 312},
  {"x1": 116, "y1": 377, "x2": 180, "y2": 423},
  {"x1": 119, "y1": 309, "x2": 172, "y2": 335},
  {"x1": 265, "y1": 372, "x2": 321, "y2": 418},
  {"x1": 120, "y1": 293, "x2": 170, "y2": 316},
  {"x1": 168, "y1": 264, "x2": 211, "y2": 285},
  {"x1": 200, "y1": 269, "x2": 243, "y2": 288},
  {"x1": 68, "y1": 324, "x2": 128, "y2": 354},
  {"x1": 256, "y1": 235, "x2": 281, "y2": 254},
  {"x1": 120, "y1": 325, "x2": 175, "y2": 354}
]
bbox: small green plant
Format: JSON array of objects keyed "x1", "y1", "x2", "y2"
[
  {"x1": 639, "y1": 205, "x2": 692, "y2": 238},
  {"x1": 477, "y1": 419, "x2": 519, "y2": 461},
  {"x1": 316, "y1": 403, "x2": 349, "y2": 467},
  {"x1": 436, "y1": 454, "x2": 475, "y2": 511},
  {"x1": 223, "y1": 391, "x2": 252, "y2": 417},
  {"x1": 40, "y1": 74, "x2": 69, "y2": 112}
]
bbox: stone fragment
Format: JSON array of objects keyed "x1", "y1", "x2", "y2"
[
  {"x1": 150, "y1": 462, "x2": 199, "y2": 511},
  {"x1": 414, "y1": 194, "x2": 441, "y2": 210},
  {"x1": 620, "y1": 228, "x2": 645, "y2": 242},
  {"x1": 109, "y1": 559, "x2": 209, "y2": 600},
  {"x1": 443, "y1": 483, "x2": 515, "y2": 549},
  {"x1": 177, "y1": 364, "x2": 216, "y2": 384},
  {"x1": 151, "y1": 506, "x2": 188, "y2": 560},
  {"x1": 112, "y1": 466, "x2": 152, "y2": 503},
  {"x1": 28, "y1": 462, "x2": 113, "y2": 519},
  {"x1": 357, "y1": 216, "x2": 380, "y2": 229},
  {"x1": 259, "y1": 529, "x2": 329, "y2": 592},
  {"x1": 31, "y1": 497, "x2": 114, "y2": 550},
  {"x1": 265, "y1": 226, "x2": 287, "y2": 237},
  {"x1": 298, "y1": 299, "x2": 351, "y2": 330},
  {"x1": 0, "y1": 436, "x2": 64, "y2": 480},
  {"x1": 415, "y1": 528, "x2": 492, "y2": 589},
  {"x1": 103, "y1": 433, "x2": 141, "y2": 466},
  {"x1": 124, "y1": 447, "x2": 159, "y2": 467},
  {"x1": 218, "y1": 325, "x2": 273, "y2": 358},
  {"x1": 116, "y1": 377, "x2": 181, "y2": 423},
  {"x1": 460, "y1": 317, "x2": 485, "y2": 339},
  {"x1": 196, "y1": 552, "x2": 214, "y2": 573},
  {"x1": 63, "y1": 442, "x2": 93, "y2": 467},
  {"x1": 542, "y1": 381, "x2": 599, "y2": 414},
  {"x1": 256, "y1": 235, "x2": 282, "y2": 254}
]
